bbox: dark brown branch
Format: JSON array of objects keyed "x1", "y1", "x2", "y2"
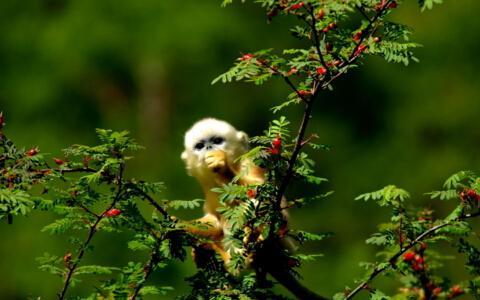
[
  {"x1": 307, "y1": 4, "x2": 329, "y2": 71},
  {"x1": 273, "y1": 88, "x2": 316, "y2": 211},
  {"x1": 257, "y1": 239, "x2": 329, "y2": 300},
  {"x1": 257, "y1": 59, "x2": 309, "y2": 103},
  {"x1": 349, "y1": 0, "x2": 393, "y2": 61},
  {"x1": 58, "y1": 163, "x2": 125, "y2": 300},
  {"x1": 345, "y1": 210, "x2": 480, "y2": 299},
  {"x1": 127, "y1": 182, "x2": 169, "y2": 219},
  {"x1": 129, "y1": 248, "x2": 160, "y2": 300},
  {"x1": 356, "y1": 5, "x2": 372, "y2": 23}
]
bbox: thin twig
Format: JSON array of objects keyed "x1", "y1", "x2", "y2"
[
  {"x1": 58, "y1": 163, "x2": 125, "y2": 300},
  {"x1": 129, "y1": 248, "x2": 160, "y2": 300},
  {"x1": 257, "y1": 59, "x2": 309, "y2": 103},
  {"x1": 356, "y1": 5, "x2": 372, "y2": 23},
  {"x1": 127, "y1": 182, "x2": 169, "y2": 219},
  {"x1": 307, "y1": 4, "x2": 329, "y2": 71},
  {"x1": 349, "y1": 0, "x2": 393, "y2": 61},
  {"x1": 345, "y1": 211, "x2": 480, "y2": 299}
]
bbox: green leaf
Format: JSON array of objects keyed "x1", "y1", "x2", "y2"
[
  {"x1": 355, "y1": 185, "x2": 409, "y2": 207},
  {"x1": 167, "y1": 199, "x2": 203, "y2": 210},
  {"x1": 418, "y1": 0, "x2": 444, "y2": 11},
  {"x1": 76, "y1": 265, "x2": 117, "y2": 275},
  {"x1": 370, "y1": 289, "x2": 391, "y2": 300}
]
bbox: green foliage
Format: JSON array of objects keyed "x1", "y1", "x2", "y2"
[
  {"x1": 355, "y1": 185, "x2": 410, "y2": 207},
  {"x1": 4, "y1": 0, "x2": 479, "y2": 299},
  {"x1": 419, "y1": 0, "x2": 444, "y2": 11}
]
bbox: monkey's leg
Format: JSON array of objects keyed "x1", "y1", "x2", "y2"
[{"x1": 193, "y1": 241, "x2": 230, "y2": 266}]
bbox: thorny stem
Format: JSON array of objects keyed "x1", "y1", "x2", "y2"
[
  {"x1": 58, "y1": 163, "x2": 125, "y2": 300},
  {"x1": 345, "y1": 210, "x2": 480, "y2": 300}
]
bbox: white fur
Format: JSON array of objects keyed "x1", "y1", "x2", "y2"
[{"x1": 181, "y1": 118, "x2": 249, "y2": 180}]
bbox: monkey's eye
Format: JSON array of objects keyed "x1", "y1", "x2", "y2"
[
  {"x1": 212, "y1": 137, "x2": 224, "y2": 145},
  {"x1": 194, "y1": 142, "x2": 205, "y2": 150}
]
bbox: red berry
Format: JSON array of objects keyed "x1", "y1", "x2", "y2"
[
  {"x1": 420, "y1": 242, "x2": 428, "y2": 250},
  {"x1": 287, "y1": 67, "x2": 298, "y2": 76},
  {"x1": 460, "y1": 188, "x2": 480, "y2": 202},
  {"x1": 63, "y1": 252, "x2": 72, "y2": 264},
  {"x1": 316, "y1": 9, "x2": 325, "y2": 19},
  {"x1": 328, "y1": 22, "x2": 337, "y2": 30},
  {"x1": 26, "y1": 148, "x2": 39, "y2": 156},
  {"x1": 412, "y1": 262, "x2": 424, "y2": 271},
  {"x1": 322, "y1": 27, "x2": 329, "y2": 33},
  {"x1": 54, "y1": 158, "x2": 64, "y2": 165},
  {"x1": 414, "y1": 255, "x2": 424, "y2": 264},
  {"x1": 268, "y1": 147, "x2": 280, "y2": 155},
  {"x1": 105, "y1": 208, "x2": 122, "y2": 217},
  {"x1": 354, "y1": 44, "x2": 368, "y2": 56},
  {"x1": 432, "y1": 287, "x2": 442, "y2": 296},
  {"x1": 290, "y1": 2, "x2": 304, "y2": 10},
  {"x1": 451, "y1": 285, "x2": 463, "y2": 296},
  {"x1": 240, "y1": 54, "x2": 254, "y2": 61},
  {"x1": 298, "y1": 90, "x2": 311, "y2": 97},
  {"x1": 373, "y1": 37, "x2": 381, "y2": 43},
  {"x1": 316, "y1": 67, "x2": 328, "y2": 76},
  {"x1": 272, "y1": 137, "x2": 282, "y2": 148},
  {"x1": 389, "y1": 1, "x2": 398, "y2": 8},
  {"x1": 375, "y1": 0, "x2": 387, "y2": 10},
  {"x1": 353, "y1": 31, "x2": 362, "y2": 42},
  {"x1": 403, "y1": 251, "x2": 416, "y2": 262},
  {"x1": 0, "y1": 112, "x2": 4, "y2": 128},
  {"x1": 246, "y1": 189, "x2": 257, "y2": 199}
]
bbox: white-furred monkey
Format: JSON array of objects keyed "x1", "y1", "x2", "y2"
[{"x1": 180, "y1": 118, "x2": 267, "y2": 264}]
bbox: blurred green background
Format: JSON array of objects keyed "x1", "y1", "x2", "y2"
[{"x1": 1, "y1": 0, "x2": 479, "y2": 299}]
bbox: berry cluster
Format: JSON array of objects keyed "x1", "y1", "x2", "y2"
[
  {"x1": 268, "y1": 136, "x2": 282, "y2": 155},
  {"x1": 460, "y1": 188, "x2": 480, "y2": 203},
  {"x1": 403, "y1": 250, "x2": 425, "y2": 271}
]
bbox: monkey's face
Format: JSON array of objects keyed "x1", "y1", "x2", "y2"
[
  {"x1": 181, "y1": 118, "x2": 249, "y2": 178},
  {"x1": 191, "y1": 135, "x2": 227, "y2": 156}
]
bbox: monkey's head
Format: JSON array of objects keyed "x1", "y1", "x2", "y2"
[{"x1": 181, "y1": 118, "x2": 249, "y2": 179}]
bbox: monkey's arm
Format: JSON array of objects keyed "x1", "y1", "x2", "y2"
[{"x1": 177, "y1": 213, "x2": 224, "y2": 240}]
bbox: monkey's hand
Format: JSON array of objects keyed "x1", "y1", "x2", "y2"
[{"x1": 205, "y1": 150, "x2": 228, "y2": 173}]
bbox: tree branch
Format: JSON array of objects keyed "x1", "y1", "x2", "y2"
[
  {"x1": 126, "y1": 182, "x2": 169, "y2": 219},
  {"x1": 345, "y1": 210, "x2": 480, "y2": 299},
  {"x1": 129, "y1": 247, "x2": 160, "y2": 300},
  {"x1": 58, "y1": 163, "x2": 125, "y2": 300},
  {"x1": 307, "y1": 4, "x2": 329, "y2": 71}
]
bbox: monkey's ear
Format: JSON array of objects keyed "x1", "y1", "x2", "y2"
[
  {"x1": 181, "y1": 151, "x2": 188, "y2": 162},
  {"x1": 236, "y1": 131, "x2": 249, "y2": 145}
]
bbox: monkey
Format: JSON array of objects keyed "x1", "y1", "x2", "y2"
[
  {"x1": 180, "y1": 118, "x2": 313, "y2": 299},
  {"x1": 180, "y1": 118, "x2": 266, "y2": 264}
]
